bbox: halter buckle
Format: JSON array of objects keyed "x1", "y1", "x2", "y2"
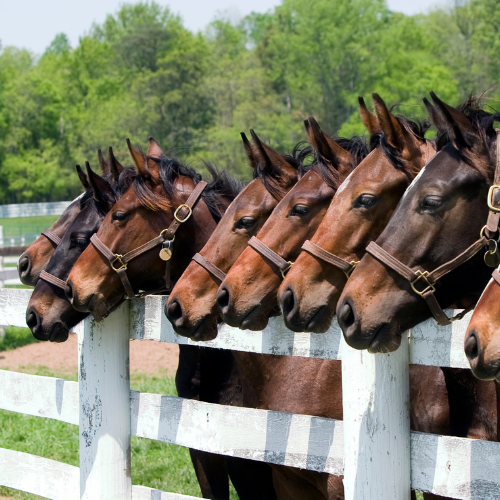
[
  {"x1": 487, "y1": 185, "x2": 500, "y2": 212},
  {"x1": 410, "y1": 270, "x2": 435, "y2": 296},
  {"x1": 280, "y1": 262, "x2": 294, "y2": 279},
  {"x1": 345, "y1": 260, "x2": 360, "y2": 278},
  {"x1": 110, "y1": 255, "x2": 127, "y2": 272},
  {"x1": 174, "y1": 204, "x2": 193, "y2": 223}
]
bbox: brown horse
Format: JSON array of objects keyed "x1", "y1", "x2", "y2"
[
  {"x1": 18, "y1": 149, "x2": 125, "y2": 286},
  {"x1": 64, "y1": 139, "x2": 280, "y2": 500},
  {"x1": 216, "y1": 121, "x2": 367, "y2": 331},
  {"x1": 279, "y1": 94, "x2": 435, "y2": 333},
  {"x1": 165, "y1": 126, "x2": 332, "y2": 341},
  {"x1": 335, "y1": 94, "x2": 498, "y2": 445},
  {"x1": 464, "y1": 277, "x2": 500, "y2": 380}
]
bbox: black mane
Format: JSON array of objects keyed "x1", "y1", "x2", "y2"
[
  {"x1": 316, "y1": 135, "x2": 369, "y2": 189},
  {"x1": 136, "y1": 155, "x2": 242, "y2": 222},
  {"x1": 369, "y1": 116, "x2": 431, "y2": 176},
  {"x1": 254, "y1": 142, "x2": 313, "y2": 201}
]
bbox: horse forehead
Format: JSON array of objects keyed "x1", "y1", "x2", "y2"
[{"x1": 228, "y1": 179, "x2": 273, "y2": 213}]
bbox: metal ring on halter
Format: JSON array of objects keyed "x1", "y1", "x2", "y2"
[
  {"x1": 410, "y1": 270, "x2": 436, "y2": 296},
  {"x1": 487, "y1": 185, "x2": 500, "y2": 212},
  {"x1": 110, "y1": 255, "x2": 127, "y2": 272},
  {"x1": 346, "y1": 261, "x2": 360, "y2": 278},
  {"x1": 480, "y1": 225, "x2": 500, "y2": 242},
  {"x1": 174, "y1": 205, "x2": 193, "y2": 223},
  {"x1": 280, "y1": 262, "x2": 293, "y2": 279}
]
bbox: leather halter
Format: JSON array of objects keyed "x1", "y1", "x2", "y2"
[
  {"x1": 301, "y1": 239, "x2": 359, "y2": 277},
  {"x1": 39, "y1": 269, "x2": 66, "y2": 290},
  {"x1": 41, "y1": 229, "x2": 62, "y2": 247},
  {"x1": 247, "y1": 236, "x2": 293, "y2": 279},
  {"x1": 192, "y1": 252, "x2": 226, "y2": 283},
  {"x1": 299, "y1": 140, "x2": 436, "y2": 281},
  {"x1": 90, "y1": 181, "x2": 207, "y2": 299},
  {"x1": 365, "y1": 130, "x2": 500, "y2": 326}
]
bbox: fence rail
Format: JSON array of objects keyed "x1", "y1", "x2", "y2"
[
  {"x1": 0, "y1": 201, "x2": 71, "y2": 219},
  {"x1": 0, "y1": 288, "x2": 498, "y2": 500}
]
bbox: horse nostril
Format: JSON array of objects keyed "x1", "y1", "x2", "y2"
[
  {"x1": 338, "y1": 301, "x2": 355, "y2": 329},
  {"x1": 216, "y1": 286, "x2": 231, "y2": 314},
  {"x1": 465, "y1": 330, "x2": 480, "y2": 361},
  {"x1": 281, "y1": 287, "x2": 295, "y2": 320},
  {"x1": 26, "y1": 308, "x2": 40, "y2": 334},
  {"x1": 65, "y1": 281, "x2": 74, "y2": 302},
  {"x1": 18, "y1": 255, "x2": 31, "y2": 278},
  {"x1": 166, "y1": 299, "x2": 184, "y2": 326}
]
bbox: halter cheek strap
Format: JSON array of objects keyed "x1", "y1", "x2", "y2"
[
  {"x1": 91, "y1": 181, "x2": 208, "y2": 299},
  {"x1": 248, "y1": 236, "x2": 293, "y2": 279},
  {"x1": 301, "y1": 239, "x2": 359, "y2": 278},
  {"x1": 41, "y1": 229, "x2": 62, "y2": 247},
  {"x1": 192, "y1": 253, "x2": 226, "y2": 283},
  {"x1": 39, "y1": 270, "x2": 66, "y2": 290}
]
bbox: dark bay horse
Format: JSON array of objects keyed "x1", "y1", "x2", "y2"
[
  {"x1": 26, "y1": 156, "x2": 135, "y2": 342},
  {"x1": 336, "y1": 93, "x2": 498, "y2": 442},
  {"x1": 279, "y1": 94, "x2": 435, "y2": 333},
  {"x1": 63, "y1": 138, "x2": 281, "y2": 500},
  {"x1": 17, "y1": 149, "x2": 124, "y2": 286},
  {"x1": 216, "y1": 121, "x2": 367, "y2": 331},
  {"x1": 165, "y1": 127, "x2": 317, "y2": 341}
]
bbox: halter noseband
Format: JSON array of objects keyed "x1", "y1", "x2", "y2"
[
  {"x1": 365, "y1": 130, "x2": 500, "y2": 326},
  {"x1": 89, "y1": 181, "x2": 207, "y2": 299},
  {"x1": 41, "y1": 229, "x2": 62, "y2": 247}
]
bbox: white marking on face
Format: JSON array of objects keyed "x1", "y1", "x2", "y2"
[{"x1": 335, "y1": 170, "x2": 355, "y2": 196}]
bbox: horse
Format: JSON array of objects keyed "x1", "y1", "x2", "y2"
[
  {"x1": 464, "y1": 276, "x2": 500, "y2": 381},
  {"x1": 215, "y1": 121, "x2": 367, "y2": 331},
  {"x1": 26, "y1": 154, "x2": 135, "y2": 342},
  {"x1": 278, "y1": 94, "x2": 435, "y2": 332},
  {"x1": 17, "y1": 149, "x2": 124, "y2": 286},
  {"x1": 336, "y1": 93, "x2": 498, "y2": 442},
  {"x1": 63, "y1": 136, "x2": 290, "y2": 500},
  {"x1": 169, "y1": 95, "x2": 484, "y2": 500},
  {"x1": 165, "y1": 129, "x2": 311, "y2": 340}
]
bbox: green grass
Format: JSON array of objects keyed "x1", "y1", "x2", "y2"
[
  {"x1": 0, "y1": 367, "x2": 239, "y2": 499},
  {"x1": 0, "y1": 216, "x2": 59, "y2": 238},
  {"x1": 0, "y1": 327, "x2": 38, "y2": 352}
]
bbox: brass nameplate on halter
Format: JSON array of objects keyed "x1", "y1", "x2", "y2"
[
  {"x1": 160, "y1": 240, "x2": 173, "y2": 261},
  {"x1": 484, "y1": 239, "x2": 500, "y2": 267}
]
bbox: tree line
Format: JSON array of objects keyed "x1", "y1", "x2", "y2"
[{"x1": 0, "y1": 0, "x2": 498, "y2": 203}]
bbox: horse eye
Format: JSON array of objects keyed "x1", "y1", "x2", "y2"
[
  {"x1": 421, "y1": 196, "x2": 443, "y2": 209},
  {"x1": 112, "y1": 212, "x2": 128, "y2": 222},
  {"x1": 290, "y1": 204, "x2": 309, "y2": 216},
  {"x1": 71, "y1": 237, "x2": 89, "y2": 247},
  {"x1": 356, "y1": 194, "x2": 377, "y2": 208},
  {"x1": 237, "y1": 217, "x2": 255, "y2": 229}
]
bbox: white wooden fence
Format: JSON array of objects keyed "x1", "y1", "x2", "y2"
[
  {"x1": 0, "y1": 288, "x2": 498, "y2": 499},
  {"x1": 0, "y1": 201, "x2": 71, "y2": 219}
]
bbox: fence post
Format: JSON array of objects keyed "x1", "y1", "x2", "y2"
[
  {"x1": 341, "y1": 333, "x2": 410, "y2": 499},
  {"x1": 0, "y1": 226, "x2": 4, "y2": 340},
  {"x1": 78, "y1": 302, "x2": 131, "y2": 500}
]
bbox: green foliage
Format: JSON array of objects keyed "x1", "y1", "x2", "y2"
[
  {"x1": 0, "y1": 0, "x2": 496, "y2": 201},
  {"x1": 0, "y1": 327, "x2": 38, "y2": 352}
]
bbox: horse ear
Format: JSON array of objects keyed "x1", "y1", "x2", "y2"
[
  {"x1": 147, "y1": 137, "x2": 163, "y2": 159},
  {"x1": 372, "y1": 93, "x2": 405, "y2": 151},
  {"x1": 307, "y1": 117, "x2": 352, "y2": 178},
  {"x1": 250, "y1": 129, "x2": 297, "y2": 185},
  {"x1": 359, "y1": 96, "x2": 380, "y2": 136},
  {"x1": 423, "y1": 97, "x2": 446, "y2": 131},
  {"x1": 429, "y1": 92, "x2": 475, "y2": 149},
  {"x1": 241, "y1": 132, "x2": 258, "y2": 169},
  {"x1": 97, "y1": 149, "x2": 110, "y2": 175},
  {"x1": 85, "y1": 161, "x2": 117, "y2": 212},
  {"x1": 127, "y1": 138, "x2": 151, "y2": 180},
  {"x1": 108, "y1": 147, "x2": 124, "y2": 181},
  {"x1": 146, "y1": 137, "x2": 163, "y2": 173},
  {"x1": 75, "y1": 165, "x2": 90, "y2": 190}
]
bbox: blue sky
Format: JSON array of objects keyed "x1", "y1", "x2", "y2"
[{"x1": 1, "y1": 0, "x2": 444, "y2": 54}]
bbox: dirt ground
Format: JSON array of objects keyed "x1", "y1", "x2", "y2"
[{"x1": 0, "y1": 334, "x2": 179, "y2": 374}]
